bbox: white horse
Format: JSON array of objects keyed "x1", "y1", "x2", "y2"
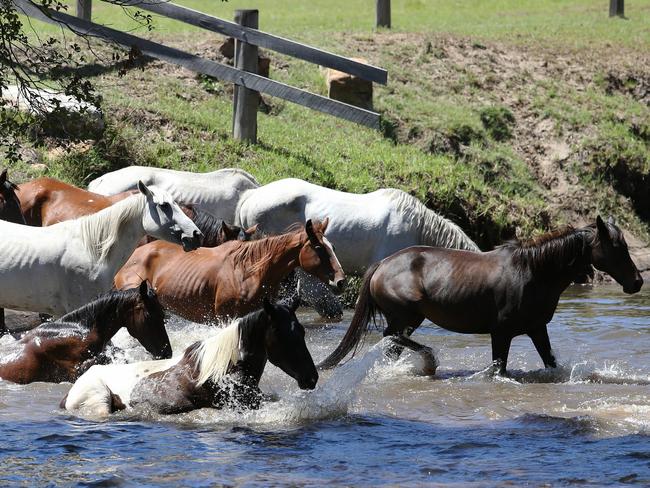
[
  {"x1": 0, "y1": 182, "x2": 202, "y2": 316},
  {"x1": 88, "y1": 167, "x2": 260, "y2": 222},
  {"x1": 236, "y1": 179, "x2": 479, "y2": 274}
]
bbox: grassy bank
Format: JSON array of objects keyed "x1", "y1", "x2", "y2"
[{"x1": 8, "y1": 0, "x2": 650, "y2": 255}]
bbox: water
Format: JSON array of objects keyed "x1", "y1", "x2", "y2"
[{"x1": 1, "y1": 285, "x2": 649, "y2": 486}]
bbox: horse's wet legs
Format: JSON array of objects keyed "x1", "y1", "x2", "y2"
[
  {"x1": 490, "y1": 331, "x2": 512, "y2": 375},
  {"x1": 528, "y1": 325, "x2": 557, "y2": 368},
  {"x1": 0, "y1": 308, "x2": 6, "y2": 336},
  {"x1": 389, "y1": 335, "x2": 438, "y2": 375},
  {"x1": 383, "y1": 315, "x2": 435, "y2": 375}
]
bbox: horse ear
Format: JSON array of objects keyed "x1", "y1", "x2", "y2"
[
  {"x1": 263, "y1": 297, "x2": 275, "y2": 317},
  {"x1": 320, "y1": 217, "x2": 329, "y2": 233},
  {"x1": 245, "y1": 224, "x2": 258, "y2": 238},
  {"x1": 137, "y1": 180, "x2": 153, "y2": 199},
  {"x1": 138, "y1": 279, "x2": 149, "y2": 297},
  {"x1": 596, "y1": 215, "x2": 611, "y2": 241},
  {"x1": 0, "y1": 169, "x2": 6, "y2": 185},
  {"x1": 305, "y1": 219, "x2": 320, "y2": 246}
]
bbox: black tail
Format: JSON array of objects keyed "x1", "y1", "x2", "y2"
[{"x1": 318, "y1": 261, "x2": 382, "y2": 370}]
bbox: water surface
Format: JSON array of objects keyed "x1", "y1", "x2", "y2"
[{"x1": 1, "y1": 285, "x2": 649, "y2": 486}]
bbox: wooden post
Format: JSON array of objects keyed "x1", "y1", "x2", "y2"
[
  {"x1": 376, "y1": 0, "x2": 391, "y2": 28},
  {"x1": 77, "y1": 0, "x2": 92, "y2": 21},
  {"x1": 609, "y1": 0, "x2": 624, "y2": 17},
  {"x1": 232, "y1": 9, "x2": 259, "y2": 144}
]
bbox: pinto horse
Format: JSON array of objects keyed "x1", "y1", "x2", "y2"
[
  {"x1": 0, "y1": 182, "x2": 201, "y2": 317},
  {"x1": 319, "y1": 216, "x2": 644, "y2": 374},
  {"x1": 62, "y1": 297, "x2": 317, "y2": 415},
  {"x1": 0, "y1": 281, "x2": 170, "y2": 384},
  {"x1": 114, "y1": 219, "x2": 345, "y2": 323},
  {"x1": 88, "y1": 166, "x2": 260, "y2": 222}
]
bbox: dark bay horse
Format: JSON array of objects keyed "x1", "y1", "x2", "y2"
[
  {"x1": 319, "y1": 216, "x2": 643, "y2": 374},
  {"x1": 62, "y1": 297, "x2": 318, "y2": 415},
  {"x1": 0, "y1": 281, "x2": 170, "y2": 384},
  {"x1": 114, "y1": 219, "x2": 345, "y2": 323},
  {"x1": 17, "y1": 177, "x2": 255, "y2": 247},
  {"x1": 0, "y1": 169, "x2": 27, "y2": 335}
]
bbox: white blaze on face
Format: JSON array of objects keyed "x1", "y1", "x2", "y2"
[{"x1": 323, "y1": 237, "x2": 342, "y2": 286}]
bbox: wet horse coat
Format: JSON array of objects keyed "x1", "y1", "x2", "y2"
[
  {"x1": 62, "y1": 299, "x2": 317, "y2": 415},
  {"x1": 0, "y1": 183, "x2": 201, "y2": 316},
  {"x1": 0, "y1": 281, "x2": 170, "y2": 384},
  {"x1": 319, "y1": 217, "x2": 643, "y2": 374},
  {"x1": 114, "y1": 219, "x2": 345, "y2": 322}
]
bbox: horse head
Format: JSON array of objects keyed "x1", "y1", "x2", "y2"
[
  {"x1": 221, "y1": 221, "x2": 258, "y2": 243},
  {"x1": 262, "y1": 297, "x2": 317, "y2": 390},
  {"x1": 138, "y1": 181, "x2": 202, "y2": 251},
  {"x1": 298, "y1": 218, "x2": 346, "y2": 293},
  {"x1": 0, "y1": 169, "x2": 26, "y2": 225},
  {"x1": 126, "y1": 280, "x2": 172, "y2": 359},
  {"x1": 590, "y1": 216, "x2": 643, "y2": 294}
]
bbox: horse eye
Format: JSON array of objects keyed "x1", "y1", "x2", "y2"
[{"x1": 160, "y1": 202, "x2": 171, "y2": 210}]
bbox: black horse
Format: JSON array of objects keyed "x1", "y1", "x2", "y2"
[
  {"x1": 0, "y1": 280, "x2": 171, "y2": 384},
  {"x1": 62, "y1": 296, "x2": 318, "y2": 415},
  {"x1": 319, "y1": 216, "x2": 643, "y2": 375}
]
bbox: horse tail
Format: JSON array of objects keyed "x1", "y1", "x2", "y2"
[{"x1": 318, "y1": 261, "x2": 382, "y2": 370}]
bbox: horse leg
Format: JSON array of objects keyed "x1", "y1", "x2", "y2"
[
  {"x1": 390, "y1": 335, "x2": 438, "y2": 376},
  {"x1": 528, "y1": 325, "x2": 557, "y2": 368},
  {"x1": 0, "y1": 308, "x2": 6, "y2": 336},
  {"x1": 490, "y1": 330, "x2": 513, "y2": 375}
]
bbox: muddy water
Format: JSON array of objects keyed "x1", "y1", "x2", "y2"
[{"x1": 1, "y1": 285, "x2": 649, "y2": 486}]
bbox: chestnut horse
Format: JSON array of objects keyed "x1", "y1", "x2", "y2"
[
  {"x1": 115, "y1": 219, "x2": 345, "y2": 323},
  {"x1": 18, "y1": 177, "x2": 255, "y2": 247},
  {"x1": 62, "y1": 297, "x2": 317, "y2": 416},
  {"x1": 0, "y1": 281, "x2": 170, "y2": 384},
  {"x1": 319, "y1": 216, "x2": 643, "y2": 375}
]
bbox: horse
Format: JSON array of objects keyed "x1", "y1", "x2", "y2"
[
  {"x1": 114, "y1": 218, "x2": 345, "y2": 323},
  {"x1": 0, "y1": 182, "x2": 202, "y2": 317},
  {"x1": 88, "y1": 167, "x2": 260, "y2": 222},
  {"x1": 319, "y1": 216, "x2": 644, "y2": 375},
  {"x1": 0, "y1": 281, "x2": 170, "y2": 384},
  {"x1": 61, "y1": 297, "x2": 317, "y2": 416},
  {"x1": 17, "y1": 176, "x2": 255, "y2": 247},
  {"x1": 236, "y1": 178, "x2": 479, "y2": 318},
  {"x1": 0, "y1": 170, "x2": 27, "y2": 335},
  {"x1": 0, "y1": 169, "x2": 26, "y2": 225}
]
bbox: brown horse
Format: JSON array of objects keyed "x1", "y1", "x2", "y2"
[
  {"x1": 114, "y1": 219, "x2": 345, "y2": 322},
  {"x1": 319, "y1": 216, "x2": 643, "y2": 375},
  {"x1": 18, "y1": 177, "x2": 255, "y2": 247},
  {"x1": 0, "y1": 281, "x2": 170, "y2": 384}
]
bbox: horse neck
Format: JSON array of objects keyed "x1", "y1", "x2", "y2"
[
  {"x1": 79, "y1": 194, "x2": 146, "y2": 271},
  {"x1": 242, "y1": 231, "x2": 305, "y2": 287},
  {"x1": 236, "y1": 310, "x2": 269, "y2": 383}
]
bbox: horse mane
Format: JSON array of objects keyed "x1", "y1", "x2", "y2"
[
  {"x1": 229, "y1": 226, "x2": 304, "y2": 276},
  {"x1": 382, "y1": 189, "x2": 480, "y2": 251},
  {"x1": 186, "y1": 206, "x2": 226, "y2": 247},
  {"x1": 189, "y1": 320, "x2": 242, "y2": 386},
  {"x1": 76, "y1": 193, "x2": 146, "y2": 262},
  {"x1": 47, "y1": 287, "x2": 144, "y2": 330},
  {"x1": 501, "y1": 226, "x2": 596, "y2": 272}
]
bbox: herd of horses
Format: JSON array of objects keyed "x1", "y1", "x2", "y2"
[{"x1": 0, "y1": 166, "x2": 644, "y2": 416}]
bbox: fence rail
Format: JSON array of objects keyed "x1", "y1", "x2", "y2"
[{"x1": 14, "y1": 0, "x2": 387, "y2": 141}]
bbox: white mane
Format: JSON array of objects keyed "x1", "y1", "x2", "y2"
[
  {"x1": 190, "y1": 320, "x2": 242, "y2": 386},
  {"x1": 383, "y1": 189, "x2": 480, "y2": 251},
  {"x1": 78, "y1": 193, "x2": 146, "y2": 262}
]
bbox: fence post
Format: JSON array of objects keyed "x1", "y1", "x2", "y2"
[
  {"x1": 376, "y1": 0, "x2": 391, "y2": 28},
  {"x1": 77, "y1": 0, "x2": 92, "y2": 21},
  {"x1": 232, "y1": 9, "x2": 259, "y2": 144},
  {"x1": 609, "y1": 0, "x2": 624, "y2": 17}
]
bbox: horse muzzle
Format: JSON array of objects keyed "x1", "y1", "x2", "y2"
[
  {"x1": 180, "y1": 230, "x2": 203, "y2": 251},
  {"x1": 623, "y1": 275, "x2": 643, "y2": 294},
  {"x1": 328, "y1": 277, "x2": 346, "y2": 295}
]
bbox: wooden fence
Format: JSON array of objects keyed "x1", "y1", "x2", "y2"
[{"x1": 14, "y1": 0, "x2": 388, "y2": 143}]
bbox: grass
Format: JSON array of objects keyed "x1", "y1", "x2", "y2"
[{"x1": 8, "y1": 0, "x2": 650, "y2": 253}]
